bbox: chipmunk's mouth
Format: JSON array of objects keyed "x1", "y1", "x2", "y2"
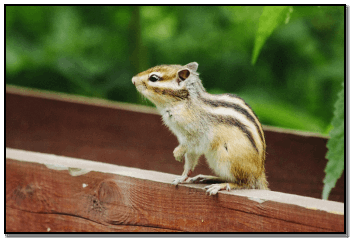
[{"x1": 135, "y1": 83, "x2": 147, "y2": 94}]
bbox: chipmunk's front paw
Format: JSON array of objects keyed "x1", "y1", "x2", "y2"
[{"x1": 173, "y1": 145, "x2": 186, "y2": 162}]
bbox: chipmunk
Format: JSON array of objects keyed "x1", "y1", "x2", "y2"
[{"x1": 132, "y1": 62, "x2": 268, "y2": 195}]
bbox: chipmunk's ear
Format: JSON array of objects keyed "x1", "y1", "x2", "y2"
[
  {"x1": 177, "y1": 69, "x2": 190, "y2": 83},
  {"x1": 185, "y1": 62, "x2": 198, "y2": 72},
  {"x1": 178, "y1": 62, "x2": 198, "y2": 83}
]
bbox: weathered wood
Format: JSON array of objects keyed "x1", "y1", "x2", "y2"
[
  {"x1": 6, "y1": 148, "x2": 344, "y2": 233},
  {"x1": 5, "y1": 85, "x2": 344, "y2": 202},
  {"x1": 6, "y1": 207, "x2": 176, "y2": 232}
]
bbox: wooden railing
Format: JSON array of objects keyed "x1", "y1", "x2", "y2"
[{"x1": 5, "y1": 85, "x2": 345, "y2": 233}]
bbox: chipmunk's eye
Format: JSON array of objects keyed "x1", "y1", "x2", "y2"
[{"x1": 149, "y1": 74, "x2": 160, "y2": 82}]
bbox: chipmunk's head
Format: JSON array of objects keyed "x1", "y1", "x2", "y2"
[{"x1": 132, "y1": 62, "x2": 205, "y2": 107}]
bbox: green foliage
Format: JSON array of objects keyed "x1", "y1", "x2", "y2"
[
  {"x1": 252, "y1": 6, "x2": 293, "y2": 65},
  {"x1": 322, "y1": 82, "x2": 344, "y2": 200},
  {"x1": 6, "y1": 6, "x2": 344, "y2": 135}
]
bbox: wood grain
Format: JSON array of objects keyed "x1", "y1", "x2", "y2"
[{"x1": 6, "y1": 152, "x2": 344, "y2": 233}]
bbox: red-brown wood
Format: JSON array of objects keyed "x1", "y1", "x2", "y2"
[
  {"x1": 5, "y1": 86, "x2": 344, "y2": 202},
  {"x1": 6, "y1": 157, "x2": 344, "y2": 233}
]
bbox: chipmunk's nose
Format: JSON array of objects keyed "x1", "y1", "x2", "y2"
[{"x1": 132, "y1": 76, "x2": 137, "y2": 85}]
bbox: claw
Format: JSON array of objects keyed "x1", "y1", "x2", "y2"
[
  {"x1": 172, "y1": 175, "x2": 188, "y2": 185},
  {"x1": 203, "y1": 183, "x2": 230, "y2": 195}
]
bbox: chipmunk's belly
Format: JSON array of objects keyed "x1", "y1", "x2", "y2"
[{"x1": 162, "y1": 109, "x2": 210, "y2": 155}]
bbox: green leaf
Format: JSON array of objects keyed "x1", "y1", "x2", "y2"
[
  {"x1": 322, "y1": 82, "x2": 344, "y2": 200},
  {"x1": 252, "y1": 6, "x2": 293, "y2": 65}
]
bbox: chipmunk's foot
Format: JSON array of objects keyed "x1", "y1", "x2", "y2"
[
  {"x1": 186, "y1": 174, "x2": 221, "y2": 183},
  {"x1": 172, "y1": 175, "x2": 189, "y2": 185},
  {"x1": 204, "y1": 183, "x2": 237, "y2": 195}
]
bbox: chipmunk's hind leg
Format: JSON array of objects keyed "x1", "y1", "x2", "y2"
[
  {"x1": 186, "y1": 174, "x2": 240, "y2": 195},
  {"x1": 186, "y1": 174, "x2": 224, "y2": 184},
  {"x1": 204, "y1": 183, "x2": 239, "y2": 195}
]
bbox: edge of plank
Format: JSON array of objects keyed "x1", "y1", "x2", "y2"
[{"x1": 6, "y1": 147, "x2": 343, "y2": 215}]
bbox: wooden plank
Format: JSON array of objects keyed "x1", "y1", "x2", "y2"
[
  {"x1": 5, "y1": 85, "x2": 344, "y2": 202},
  {"x1": 6, "y1": 148, "x2": 344, "y2": 233},
  {"x1": 6, "y1": 207, "x2": 177, "y2": 232}
]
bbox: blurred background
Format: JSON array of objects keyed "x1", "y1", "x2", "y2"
[{"x1": 6, "y1": 5, "x2": 344, "y2": 135}]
